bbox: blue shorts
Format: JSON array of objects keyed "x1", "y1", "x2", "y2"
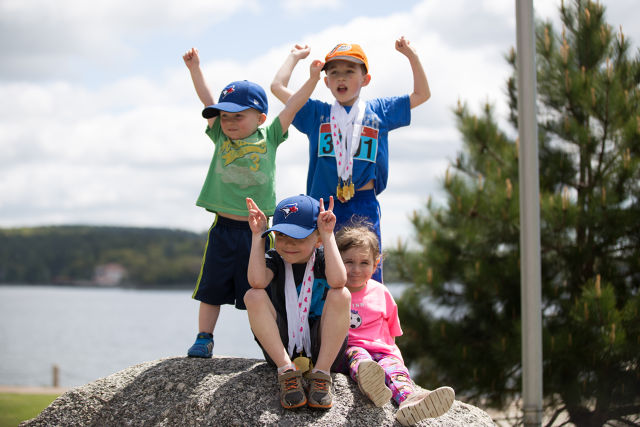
[
  {"x1": 330, "y1": 189, "x2": 383, "y2": 282},
  {"x1": 192, "y1": 215, "x2": 273, "y2": 309}
]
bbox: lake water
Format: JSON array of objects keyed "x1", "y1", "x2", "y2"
[{"x1": 0, "y1": 283, "x2": 407, "y2": 388}]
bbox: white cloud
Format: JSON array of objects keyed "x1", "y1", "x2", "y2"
[
  {"x1": 1, "y1": 0, "x2": 639, "y2": 247},
  {"x1": 279, "y1": 0, "x2": 340, "y2": 13},
  {"x1": 0, "y1": 0, "x2": 260, "y2": 80}
]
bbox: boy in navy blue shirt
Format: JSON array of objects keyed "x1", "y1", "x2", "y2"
[{"x1": 245, "y1": 194, "x2": 350, "y2": 410}]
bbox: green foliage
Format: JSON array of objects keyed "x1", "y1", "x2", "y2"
[
  {"x1": 0, "y1": 226, "x2": 206, "y2": 286},
  {"x1": 395, "y1": 1, "x2": 640, "y2": 425},
  {"x1": 0, "y1": 392, "x2": 60, "y2": 427}
]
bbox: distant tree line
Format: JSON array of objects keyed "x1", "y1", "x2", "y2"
[
  {"x1": 0, "y1": 226, "x2": 206, "y2": 286},
  {"x1": 0, "y1": 225, "x2": 407, "y2": 287}
]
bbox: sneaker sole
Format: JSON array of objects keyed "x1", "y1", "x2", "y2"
[
  {"x1": 396, "y1": 386, "x2": 455, "y2": 426},
  {"x1": 358, "y1": 360, "x2": 392, "y2": 407},
  {"x1": 282, "y1": 398, "x2": 307, "y2": 409},
  {"x1": 307, "y1": 401, "x2": 332, "y2": 409}
]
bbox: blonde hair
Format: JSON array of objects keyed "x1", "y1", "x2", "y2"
[{"x1": 335, "y1": 216, "x2": 380, "y2": 261}]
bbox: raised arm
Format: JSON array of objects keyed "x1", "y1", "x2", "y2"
[
  {"x1": 183, "y1": 48, "x2": 216, "y2": 127},
  {"x1": 317, "y1": 197, "x2": 347, "y2": 289},
  {"x1": 395, "y1": 37, "x2": 431, "y2": 108},
  {"x1": 270, "y1": 44, "x2": 311, "y2": 104},
  {"x1": 246, "y1": 198, "x2": 275, "y2": 289},
  {"x1": 277, "y1": 59, "x2": 323, "y2": 134}
]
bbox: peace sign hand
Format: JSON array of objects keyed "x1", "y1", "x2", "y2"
[
  {"x1": 317, "y1": 196, "x2": 336, "y2": 236},
  {"x1": 246, "y1": 198, "x2": 268, "y2": 236}
]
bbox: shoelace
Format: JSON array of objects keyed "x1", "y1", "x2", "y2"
[
  {"x1": 312, "y1": 379, "x2": 329, "y2": 392},
  {"x1": 284, "y1": 376, "x2": 300, "y2": 391}
]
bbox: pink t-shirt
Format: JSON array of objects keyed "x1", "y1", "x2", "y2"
[{"x1": 348, "y1": 279, "x2": 404, "y2": 361}]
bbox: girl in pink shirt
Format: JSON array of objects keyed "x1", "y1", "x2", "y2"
[{"x1": 336, "y1": 220, "x2": 455, "y2": 426}]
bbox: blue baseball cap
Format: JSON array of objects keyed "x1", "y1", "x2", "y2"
[
  {"x1": 262, "y1": 195, "x2": 320, "y2": 239},
  {"x1": 202, "y1": 80, "x2": 268, "y2": 118}
]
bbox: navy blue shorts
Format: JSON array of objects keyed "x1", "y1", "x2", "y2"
[{"x1": 192, "y1": 215, "x2": 273, "y2": 309}]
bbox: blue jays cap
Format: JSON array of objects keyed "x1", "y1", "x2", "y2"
[
  {"x1": 262, "y1": 195, "x2": 320, "y2": 239},
  {"x1": 202, "y1": 80, "x2": 268, "y2": 118}
]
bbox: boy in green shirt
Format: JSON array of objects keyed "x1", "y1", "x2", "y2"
[{"x1": 182, "y1": 47, "x2": 323, "y2": 357}]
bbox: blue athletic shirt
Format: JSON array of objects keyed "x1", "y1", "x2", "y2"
[{"x1": 291, "y1": 95, "x2": 411, "y2": 201}]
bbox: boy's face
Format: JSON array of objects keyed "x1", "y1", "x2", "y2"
[
  {"x1": 218, "y1": 108, "x2": 266, "y2": 140},
  {"x1": 341, "y1": 246, "x2": 377, "y2": 290},
  {"x1": 274, "y1": 231, "x2": 321, "y2": 264},
  {"x1": 324, "y1": 60, "x2": 371, "y2": 107}
]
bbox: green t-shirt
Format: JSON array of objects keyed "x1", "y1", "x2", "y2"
[{"x1": 197, "y1": 117, "x2": 287, "y2": 216}]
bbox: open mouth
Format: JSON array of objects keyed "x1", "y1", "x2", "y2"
[{"x1": 337, "y1": 85, "x2": 348, "y2": 93}]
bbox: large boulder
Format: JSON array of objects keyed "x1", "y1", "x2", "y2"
[{"x1": 22, "y1": 356, "x2": 495, "y2": 426}]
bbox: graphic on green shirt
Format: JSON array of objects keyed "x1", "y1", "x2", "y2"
[{"x1": 221, "y1": 138, "x2": 267, "y2": 168}]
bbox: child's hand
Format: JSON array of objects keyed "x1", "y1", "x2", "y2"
[
  {"x1": 246, "y1": 198, "x2": 268, "y2": 235},
  {"x1": 291, "y1": 44, "x2": 311, "y2": 61},
  {"x1": 317, "y1": 196, "x2": 336, "y2": 235},
  {"x1": 183, "y1": 47, "x2": 200, "y2": 69},
  {"x1": 395, "y1": 36, "x2": 417, "y2": 58},
  {"x1": 309, "y1": 59, "x2": 324, "y2": 80}
]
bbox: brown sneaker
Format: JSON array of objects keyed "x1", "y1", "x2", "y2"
[
  {"x1": 306, "y1": 371, "x2": 333, "y2": 409},
  {"x1": 396, "y1": 386, "x2": 455, "y2": 426},
  {"x1": 278, "y1": 369, "x2": 307, "y2": 409},
  {"x1": 357, "y1": 360, "x2": 392, "y2": 407}
]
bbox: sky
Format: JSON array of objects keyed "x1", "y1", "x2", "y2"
[{"x1": 1, "y1": 0, "x2": 639, "y2": 249}]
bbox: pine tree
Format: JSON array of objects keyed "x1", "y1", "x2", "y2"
[{"x1": 395, "y1": 1, "x2": 640, "y2": 425}]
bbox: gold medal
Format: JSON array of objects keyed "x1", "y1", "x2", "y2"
[{"x1": 337, "y1": 177, "x2": 356, "y2": 202}]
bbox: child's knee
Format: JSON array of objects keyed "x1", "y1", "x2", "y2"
[
  {"x1": 243, "y1": 288, "x2": 268, "y2": 308},
  {"x1": 326, "y1": 287, "x2": 351, "y2": 307}
]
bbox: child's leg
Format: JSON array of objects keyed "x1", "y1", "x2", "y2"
[
  {"x1": 189, "y1": 216, "x2": 244, "y2": 356},
  {"x1": 346, "y1": 346, "x2": 373, "y2": 381},
  {"x1": 316, "y1": 287, "x2": 351, "y2": 372},
  {"x1": 303, "y1": 287, "x2": 350, "y2": 409},
  {"x1": 243, "y1": 288, "x2": 291, "y2": 368},
  {"x1": 348, "y1": 347, "x2": 392, "y2": 407},
  {"x1": 187, "y1": 302, "x2": 219, "y2": 357},
  {"x1": 245, "y1": 288, "x2": 306, "y2": 409},
  {"x1": 374, "y1": 353, "x2": 415, "y2": 405},
  {"x1": 198, "y1": 302, "x2": 220, "y2": 333}
]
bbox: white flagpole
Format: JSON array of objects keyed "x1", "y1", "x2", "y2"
[{"x1": 515, "y1": 1, "x2": 543, "y2": 425}]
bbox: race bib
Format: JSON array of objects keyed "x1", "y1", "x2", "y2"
[{"x1": 318, "y1": 123, "x2": 378, "y2": 163}]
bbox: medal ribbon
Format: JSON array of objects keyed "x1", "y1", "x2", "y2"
[
  {"x1": 284, "y1": 250, "x2": 316, "y2": 357},
  {"x1": 330, "y1": 99, "x2": 366, "y2": 199}
]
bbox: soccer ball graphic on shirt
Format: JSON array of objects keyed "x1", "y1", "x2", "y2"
[{"x1": 350, "y1": 310, "x2": 362, "y2": 329}]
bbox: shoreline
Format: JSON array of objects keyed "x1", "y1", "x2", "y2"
[{"x1": 0, "y1": 385, "x2": 70, "y2": 394}]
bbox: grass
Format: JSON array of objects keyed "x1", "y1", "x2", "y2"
[{"x1": 0, "y1": 393, "x2": 61, "y2": 427}]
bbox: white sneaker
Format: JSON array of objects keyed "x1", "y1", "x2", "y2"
[
  {"x1": 357, "y1": 360, "x2": 392, "y2": 407},
  {"x1": 396, "y1": 386, "x2": 455, "y2": 426}
]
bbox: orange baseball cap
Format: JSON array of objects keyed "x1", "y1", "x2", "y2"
[{"x1": 323, "y1": 43, "x2": 369, "y2": 73}]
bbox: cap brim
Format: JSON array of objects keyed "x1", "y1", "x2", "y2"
[
  {"x1": 262, "y1": 223, "x2": 315, "y2": 239},
  {"x1": 322, "y1": 56, "x2": 366, "y2": 71},
  {"x1": 202, "y1": 103, "x2": 252, "y2": 119}
]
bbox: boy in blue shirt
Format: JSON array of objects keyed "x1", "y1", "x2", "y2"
[
  {"x1": 271, "y1": 37, "x2": 430, "y2": 282},
  {"x1": 182, "y1": 47, "x2": 323, "y2": 358},
  {"x1": 245, "y1": 194, "x2": 350, "y2": 410}
]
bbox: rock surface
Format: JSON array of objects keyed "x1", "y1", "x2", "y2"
[{"x1": 22, "y1": 356, "x2": 495, "y2": 426}]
